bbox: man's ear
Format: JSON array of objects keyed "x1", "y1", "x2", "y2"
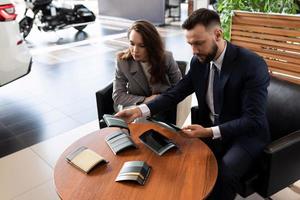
[{"x1": 214, "y1": 28, "x2": 223, "y2": 41}]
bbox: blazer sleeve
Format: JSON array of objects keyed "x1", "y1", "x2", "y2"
[
  {"x1": 165, "y1": 51, "x2": 182, "y2": 86},
  {"x1": 146, "y1": 65, "x2": 195, "y2": 115},
  {"x1": 112, "y1": 61, "x2": 145, "y2": 107}
]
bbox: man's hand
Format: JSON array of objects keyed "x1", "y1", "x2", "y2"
[
  {"x1": 115, "y1": 107, "x2": 142, "y2": 123},
  {"x1": 181, "y1": 124, "x2": 213, "y2": 138}
]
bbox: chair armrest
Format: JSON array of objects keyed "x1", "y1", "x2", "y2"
[
  {"x1": 95, "y1": 82, "x2": 114, "y2": 127},
  {"x1": 265, "y1": 130, "x2": 300, "y2": 154},
  {"x1": 257, "y1": 130, "x2": 300, "y2": 197}
]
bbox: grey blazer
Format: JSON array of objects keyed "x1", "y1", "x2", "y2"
[{"x1": 113, "y1": 51, "x2": 182, "y2": 110}]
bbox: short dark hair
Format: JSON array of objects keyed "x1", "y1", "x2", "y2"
[{"x1": 182, "y1": 8, "x2": 221, "y2": 30}]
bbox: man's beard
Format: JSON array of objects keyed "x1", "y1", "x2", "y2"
[{"x1": 197, "y1": 42, "x2": 218, "y2": 64}]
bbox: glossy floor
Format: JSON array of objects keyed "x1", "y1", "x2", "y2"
[{"x1": 0, "y1": 13, "x2": 191, "y2": 157}]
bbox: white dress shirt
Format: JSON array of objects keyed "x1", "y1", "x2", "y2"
[{"x1": 206, "y1": 42, "x2": 227, "y2": 139}]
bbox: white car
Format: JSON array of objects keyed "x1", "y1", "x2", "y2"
[{"x1": 0, "y1": 0, "x2": 32, "y2": 86}]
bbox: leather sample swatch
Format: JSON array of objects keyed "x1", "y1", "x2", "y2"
[
  {"x1": 103, "y1": 114, "x2": 130, "y2": 133},
  {"x1": 66, "y1": 146, "x2": 108, "y2": 173},
  {"x1": 105, "y1": 130, "x2": 137, "y2": 155},
  {"x1": 139, "y1": 129, "x2": 177, "y2": 156},
  {"x1": 115, "y1": 161, "x2": 151, "y2": 185}
]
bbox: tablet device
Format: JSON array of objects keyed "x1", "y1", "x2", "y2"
[{"x1": 139, "y1": 129, "x2": 177, "y2": 156}]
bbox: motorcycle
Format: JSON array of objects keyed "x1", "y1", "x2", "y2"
[{"x1": 19, "y1": 0, "x2": 96, "y2": 38}]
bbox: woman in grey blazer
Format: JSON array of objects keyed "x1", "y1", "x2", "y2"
[{"x1": 113, "y1": 20, "x2": 182, "y2": 123}]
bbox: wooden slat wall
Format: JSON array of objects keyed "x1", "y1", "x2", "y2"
[{"x1": 231, "y1": 11, "x2": 300, "y2": 84}]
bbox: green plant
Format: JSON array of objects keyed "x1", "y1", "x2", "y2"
[{"x1": 217, "y1": 0, "x2": 299, "y2": 40}]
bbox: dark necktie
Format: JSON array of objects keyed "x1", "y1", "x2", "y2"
[{"x1": 213, "y1": 64, "x2": 220, "y2": 125}]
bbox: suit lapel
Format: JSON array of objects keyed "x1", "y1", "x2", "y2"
[
  {"x1": 194, "y1": 59, "x2": 210, "y2": 108},
  {"x1": 201, "y1": 63, "x2": 210, "y2": 95},
  {"x1": 219, "y1": 42, "x2": 236, "y2": 111},
  {"x1": 129, "y1": 61, "x2": 151, "y2": 96}
]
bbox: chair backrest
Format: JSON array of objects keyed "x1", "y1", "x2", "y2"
[
  {"x1": 267, "y1": 76, "x2": 300, "y2": 141},
  {"x1": 95, "y1": 82, "x2": 114, "y2": 121},
  {"x1": 231, "y1": 11, "x2": 300, "y2": 84},
  {"x1": 257, "y1": 77, "x2": 300, "y2": 198},
  {"x1": 176, "y1": 60, "x2": 188, "y2": 77}
]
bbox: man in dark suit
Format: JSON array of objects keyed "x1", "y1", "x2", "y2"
[{"x1": 116, "y1": 8, "x2": 270, "y2": 199}]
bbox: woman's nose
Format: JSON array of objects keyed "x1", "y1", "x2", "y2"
[{"x1": 132, "y1": 46, "x2": 139, "y2": 53}]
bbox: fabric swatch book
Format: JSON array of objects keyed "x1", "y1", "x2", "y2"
[
  {"x1": 66, "y1": 146, "x2": 108, "y2": 173},
  {"x1": 103, "y1": 114, "x2": 130, "y2": 133},
  {"x1": 115, "y1": 161, "x2": 151, "y2": 185},
  {"x1": 105, "y1": 130, "x2": 137, "y2": 155}
]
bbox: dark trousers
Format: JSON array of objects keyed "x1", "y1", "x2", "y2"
[{"x1": 203, "y1": 139, "x2": 255, "y2": 200}]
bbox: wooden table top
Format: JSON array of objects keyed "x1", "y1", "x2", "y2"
[{"x1": 54, "y1": 123, "x2": 218, "y2": 200}]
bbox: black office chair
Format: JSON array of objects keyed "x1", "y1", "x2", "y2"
[
  {"x1": 95, "y1": 81, "x2": 114, "y2": 128},
  {"x1": 191, "y1": 76, "x2": 300, "y2": 199},
  {"x1": 95, "y1": 61, "x2": 188, "y2": 128}
]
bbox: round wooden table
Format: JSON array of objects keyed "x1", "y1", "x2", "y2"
[{"x1": 54, "y1": 123, "x2": 218, "y2": 200}]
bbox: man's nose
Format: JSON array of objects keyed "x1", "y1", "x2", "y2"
[{"x1": 191, "y1": 45, "x2": 199, "y2": 54}]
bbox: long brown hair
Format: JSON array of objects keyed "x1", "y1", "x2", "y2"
[{"x1": 117, "y1": 20, "x2": 167, "y2": 84}]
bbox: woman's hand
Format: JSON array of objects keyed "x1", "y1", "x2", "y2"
[{"x1": 181, "y1": 124, "x2": 213, "y2": 138}]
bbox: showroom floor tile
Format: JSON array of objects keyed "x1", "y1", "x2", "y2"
[
  {"x1": 0, "y1": 120, "x2": 99, "y2": 200},
  {"x1": 12, "y1": 180, "x2": 59, "y2": 200},
  {"x1": 31, "y1": 120, "x2": 98, "y2": 168},
  {"x1": 0, "y1": 148, "x2": 53, "y2": 200}
]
